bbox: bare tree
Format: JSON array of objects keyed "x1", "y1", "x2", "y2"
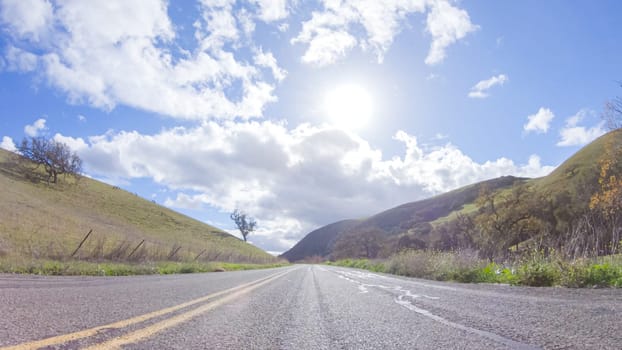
[
  {"x1": 18, "y1": 137, "x2": 82, "y2": 184},
  {"x1": 603, "y1": 85, "x2": 622, "y2": 130},
  {"x1": 230, "y1": 209, "x2": 256, "y2": 242}
]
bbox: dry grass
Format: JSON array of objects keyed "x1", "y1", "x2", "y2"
[{"x1": 0, "y1": 149, "x2": 278, "y2": 267}]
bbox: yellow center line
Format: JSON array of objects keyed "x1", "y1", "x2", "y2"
[
  {"x1": 84, "y1": 270, "x2": 291, "y2": 350},
  {"x1": 2, "y1": 268, "x2": 294, "y2": 350}
]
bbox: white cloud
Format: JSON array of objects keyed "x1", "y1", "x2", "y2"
[
  {"x1": 56, "y1": 122, "x2": 554, "y2": 252},
  {"x1": 278, "y1": 22, "x2": 289, "y2": 32},
  {"x1": 4, "y1": 46, "x2": 38, "y2": 72},
  {"x1": 251, "y1": 0, "x2": 289, "y2": 22},
  {"x1": 0, "y1": 0, "x2": 53, "y2": 42},
  {"x1": 24, "y1": 118, "x2": 47, "y2": 136},
  {"x1": 196, "y1": 0, "x2": 238, "y2": 50},
  {"x1": 292, "y1": 0, "x2": 477, "y2": 67},
  {"x1": 557, "y1": 109, "x2": 607, "y2": 147},
  {"x1": 254, "y1": 48, "x2": 287, "y2": 81},
  {"x1": 1, "y1": 0, "x2": 284, "y2": 121},
  {"x1": 425, "y1": 0, "x2": 479, "y2": 65},
  {"x1": 468, "y1": 74, "x2": 507, "y2": 99},
  {"x1": 294, "y1": 29, "x2": 358, "y2": 66},
  {"x1": 53, "y1": 132, "x2": 88, "y2": 151},
  {"x1": 434, "y1": 133, "x2": 448, "y2": 140},
  {"x1": 164, "y1": 193, "x2": 205, "y2": 210},
  {"x1": 0, "y1": 136, "x2": 16, "y2": 152},
  {"x1": 524, "y1": 107, "x2": 554, "y2": 134},
  {"x1": 236, "y1": 8, "x2": 256, "y2": 37}
]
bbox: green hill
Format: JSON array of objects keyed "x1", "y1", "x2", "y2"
[
  {"x1": 0, "y1": 148, "x2": 276, "y2": 265},
  {"x1": 282, "y1": 176, "x2": 523, "y2": 261},
  {"x1": 532, "y1": 129, "x2": 621, "y2": 195},
  {"x1": 356, "y1": 175, "x2": 524, "y2": 233},
  {"x1": 282, "y1": 129, "x2": 622, "y2": 262},
  {"x1": 280, "y1": 219, "x2": 360, "y2": 262}
]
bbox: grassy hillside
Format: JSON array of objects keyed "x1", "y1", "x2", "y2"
[
  {"x1": 280, "y1": 219, "x2": 360, "y2": 261},
  {"x1": 282, "y1": 176, "x2": 522, "y2": 261},
  {"x1": 532, "y1": 129, "x2": 622, "y2": 194},
  {"x1": 283, "y1": 130, "x2": 622, "y2": 262},
  {"x1": 0, "y1": 149, "x2": 276, "y2": 265},
  {"x1": 358, "y1": 175, "x2": 524, "y2": 233}
]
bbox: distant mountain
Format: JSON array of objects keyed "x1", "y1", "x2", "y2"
[
  {"x1": 280, "y1": 219, "x2": 360, "y2": 262},
  {"x1": 282, "y1": 129, "x2": 622, "y2": 262}
]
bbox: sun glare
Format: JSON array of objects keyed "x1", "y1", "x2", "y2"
[{"x1": 323, "y1": 84, "x2": 374, "y2": 130}]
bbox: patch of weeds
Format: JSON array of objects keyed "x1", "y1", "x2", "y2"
[
  {"x1": 327, "y1": 259, "x2": 386, "y2": 272},
  {"x1": 560, "y1": 258, "x2": 622, "y2": 287},
  {"x1": 496, "y1": 266, "x2": 519, "y2": 284},
  {"x1": 515, "y1": 262, "x2": 560, "y2": 287}
]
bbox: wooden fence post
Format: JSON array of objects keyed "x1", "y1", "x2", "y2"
[
  {"x1": 127, "y1": 240, "x2": 146, "y2": 259},
  {"x1": 70, "y1": 229, "x2": 93, "y2": 258}
]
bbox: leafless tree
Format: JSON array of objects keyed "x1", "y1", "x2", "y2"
[
  {"x1": 230, "y1": 209, "x2": 256, "y2": 242},
  {"x1": 603, "y1": 85, "x2": 622, "y2": 130},
  {"x1": 18, "y1": 137, "x2": 82, "y2": 184}
]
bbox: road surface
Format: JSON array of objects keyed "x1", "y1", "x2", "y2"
[{"x1": 0, "y1": 265, "x2": 620, "y2": 349}]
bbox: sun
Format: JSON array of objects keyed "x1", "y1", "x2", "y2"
[{"x1": 323, "y1": 84, "x2": 374, "y2": 130}]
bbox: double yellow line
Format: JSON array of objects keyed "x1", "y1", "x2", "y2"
[{"x1": 3, "y1": 268, "x2": 293, "y2": 350}]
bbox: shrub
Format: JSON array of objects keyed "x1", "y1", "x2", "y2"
[
  {"x1": 515, "y1": 261, "x2": 560, "y2": 287},
  {"x1": 560, "y1": 258, "x2": 622, "y2": 287}
]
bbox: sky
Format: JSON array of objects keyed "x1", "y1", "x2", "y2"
[{"x1": 1, "y1": 0, "x2": 621, "y2": 255}]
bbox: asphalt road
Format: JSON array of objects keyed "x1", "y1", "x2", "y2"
[{"x1": 0, "y1": 265, "x2": 620, "y2": 349}]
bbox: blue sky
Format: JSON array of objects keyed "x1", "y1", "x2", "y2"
[{"x1": 1, "y1": 0, "x2": 620, "y2": 254}]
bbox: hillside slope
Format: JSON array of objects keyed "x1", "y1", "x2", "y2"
[
  {"x1": 280, "y1": 219, "x2": 360, "y2": 261},
  {"x1": 533, "y1": 129, "x2": 621, "y2": 194},
  {"x1": 283, "y1": 130, "x2": 622, "y2": 261},
  {"x1": 359, "y1": 175, "x2": 524, "y2": 233},
  {"x1": 282, "y1": 176, "x2": 523, "y2": 261},
  {"x1": 0, "y1": 149, "x2": 275, "y2": 264}
]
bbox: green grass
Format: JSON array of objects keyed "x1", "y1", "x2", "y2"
[
  {"x1": 328, "y1": 250, "x2": 622, "y2": 288},
  {"x1": 430, "y1": 203, "x2": 478, "y2": 226},
  {"x1": 533, "y1": 129, "x2": 622, "y2": 194},
  {"x1": 0, "y1": 149, "x2": 278, "y2": 269},
  {"x1": 325, "y1": 258, "x2": 386, "y2": 272},
  {"x1": 0, "y1": 257, "x2": 289, "y2": 276}
]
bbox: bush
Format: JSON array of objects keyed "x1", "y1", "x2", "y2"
[
  {"x1": 515, "y1": 261, "x2": 559, "y2": 286},
  {"x1": 560, "y1": 257, "x2": 622, "y2": 287},
  {"x1": 512, "y1": 250, "x2": 560, "y2": 287}
]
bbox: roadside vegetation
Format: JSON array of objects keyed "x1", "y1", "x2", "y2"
[
  {"x1": 0, "y1": 258, "x2": 288, "y2": 276},
  {"x1": 0, "y1": 234, "x2": 288, "y2": 276},
  {"x1": 327, "y1": 250, "x2": 622, "y2": 287}
]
